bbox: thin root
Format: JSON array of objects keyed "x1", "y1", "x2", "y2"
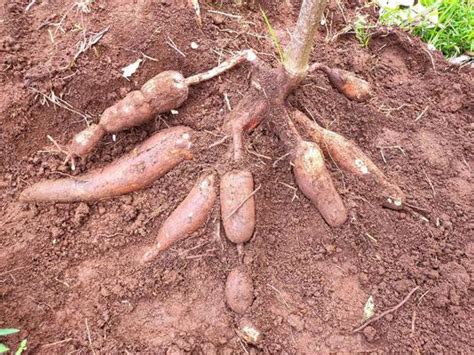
[
  {"x1": 47, "y1": 135, "x2": 76, "y2": 170},
  {"x1": 185, "y1": 50, "x2": 258, "y2": 86},
  {"x1": 224, "y1": 184, "x2": 261, "y2": 220},
  {"x1": 352, "y1": 286, "x2": 420, "y2": 333}
]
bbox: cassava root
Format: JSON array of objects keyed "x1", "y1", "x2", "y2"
[
  {"x1": 20, "y1": 126, "x2": 194, "y2": 202},
  {"x1": 141, "y1": 172, "x2": 217, "y2": 262},
  {"x1": 61, "y1": 50, "x2": 259, "y2": 163},
  {"x1": 221, "y1": 170, "x2": 256, "y2": 244},
  {"x1": 225, "y1": 266, "x2": 254, "y2": 314},
  {"x1": 292, "y1": 110, "x2": 405, "y2": 209},
  {"x1": 21, "y1": 0, "x2": 409, "y2": 324}
]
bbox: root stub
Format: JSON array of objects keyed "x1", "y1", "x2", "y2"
[
  {"x1": 225, "y1": 267, "x2": 254, "y2": 314},
  {"x1": 141, "y1": 172, "x2": 217, "y2": 263},
  {"x1": 220, "y1": 170, "x2": 256, "y2": 244},
  {"x1": 293, "y1": 141, "x2": 348, "y2": 227},
  {"x1": 20, "y1": 126, "x2": 194, "y2": 203}
]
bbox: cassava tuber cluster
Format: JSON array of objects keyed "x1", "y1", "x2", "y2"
[{"x1": 20, "y1": 0, "x2": 407, "y2": 328}]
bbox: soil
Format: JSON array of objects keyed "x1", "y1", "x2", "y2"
[{"x1": 1, "y1": 0, "x2": 473, "y2": 354}]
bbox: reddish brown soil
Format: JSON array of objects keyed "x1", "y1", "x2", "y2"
[{"x1": 1, "y1": 0, "x2": 472, "y2": 353}]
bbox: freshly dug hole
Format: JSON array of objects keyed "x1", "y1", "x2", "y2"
[{"x1": 20, "y1": 126, "x2": 194, "y2": 202}]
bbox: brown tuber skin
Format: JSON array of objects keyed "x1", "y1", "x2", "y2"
[
  {"x1": 311, "y1": 64, "x2": 372, "y2": 102},
  {"x1": 67, "y1": 71, "x2": 189, "y2": 157},
  {"x1": 141, "y1": 172, "x2": 217, "y2": 263},
  {"x1": 20, "y1": 126, "x2": 194, "y2": 202},
  {"x1": 293, "y1": 110, "x2": 405, "y2": 209},
  {"x1": 293, "y1": 140, "x2": 348, "y2": 226},
  {"x1": 17, "y1": 0, "x2": 410, "y2": 323},
  {"x1": 225, "y1": 267, "x2": 254, "y2": 314},
  {"x1": 220, "y1": 170, "x2": 256, "y2": 244}
]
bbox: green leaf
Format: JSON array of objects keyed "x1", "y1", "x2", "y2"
[
  {"x1": 363, "y1": 295, "x2": 375, "y2": 320},
  {"x1": 0, "y1": 329, "x2": 20, "y2": 336},
  {"x1": 15, "y1": 339, "x2": 27, "y2": 355},
  {"x1": 0, "y1": 343, "x2": 9, "y2": 353}
]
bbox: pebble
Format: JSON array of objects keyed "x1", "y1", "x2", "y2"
[
  {"x1": 287, "y1": 314, "x2": 305, "y2": 332},
  {"x1": 363, "y1": 326, "x2": 377, "y2": 342}
]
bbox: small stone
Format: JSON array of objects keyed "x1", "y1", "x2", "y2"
[
  {"x1": 362, "y1": 325, "x2": 377, "y2": 342},
  {"x1": 166, "y1": 345, "x2": 185, "y2": 355},
  {"x1": 325, "y1": 244, "x2": 336, "y2": 254},
  {"x1": 359, "y1": 272, "x2": 369, "y2": 284},
  {"x1": 190, "y1": 42, "x2": 199, "y2": 49},
  {"x1": 238, "y1": 317, "x2": 262, "y2": 345},
  {"x1": 51, "y1": 226, "x2": 63, "y2": 238},
  {"x1": 287, "y1": 314, "x2": 305, "y2": 332},
  {"x1": 210, "y1": 12, "x2": 225, "y2": 25},
  {"x1": 201, "y1": 342, "x2": 217, "y2": 355}
]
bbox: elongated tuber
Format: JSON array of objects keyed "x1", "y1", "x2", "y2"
[
  {"x1": 220, "y1": 170, "x2": 256, "y2": 244},
  {"x1": 293, "y1": 111, "x2": 405, "y2": 209},
  {"x1": 225, "y1": 266, "x2": 254, "y2": 314},
  {"x1": 20, "y1": 126, "x2": 194, "y2": 202},
  {"x1": 293, "y1": 140, "x2": 348, "y2": 226},
  {"x1": 67, "y1": 71, "x2": 189, "y2": 157},
  {"x1": 142, "y1": 172, "x2": 217, "y2": 262},
  {"x1": 311, "y1": 64, "x2": 372, "y2": 102},
  {"x1": 65, "y1": 51, "x2": 259, "y2": 160}
]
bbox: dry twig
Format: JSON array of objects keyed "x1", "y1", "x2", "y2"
[{"x1": 353, "y1": 286, "x2": 420, "y2": 333}]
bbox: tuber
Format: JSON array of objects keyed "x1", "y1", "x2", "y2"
[
  {"x1": 293, "y1": 140, "x2": 348, "y2": 227},
  {"x1": 293, "y1": 111, "x2": 405, "y2": 209},
  {"x1": 141, "y1": 172, "x2": 217, "y2": 263},
  {"x1": 311, "y1": 64, "x2": 372, "y2": 102},
  {"x1": 67, "y1": 71, "x2": 189, "y2": 157},
  {"x1": 220, "y1": 170, "x2": 256, "y2": 244},
  {"x1": 65, "y1": 51, "x2": 258, "y2": 159},
  {"x1": 20, "y1": 126, "x2": 194, "y2": 202},
  {"x1": 225, "y1": 266, "x2": 254, "y2": 314}
]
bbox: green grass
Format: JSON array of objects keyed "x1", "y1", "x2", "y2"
[
  {"x1": 260, "y1": 8, "x2": 286, "y2": 63},
  {"x1": 0, "y1": 329, "x2": 27, "y2": 354},
  {"x1": 354, "y1": 14, "x2": 376, "y2": 47},
  {"x1": 380, "y1": 0, "x2": 474, "y2": 57}
]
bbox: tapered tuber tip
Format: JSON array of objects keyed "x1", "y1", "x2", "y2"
[
  {"x1": 68, "y1": 124, "x2": 106, "y2": 157},
  {"x1": 141, "y1": 244, "x2": 162, "y2": 263},
  {"x1": 382, "y1": 184, "x2": 406, "y2": 210},
  {"x1": 19, "y1": 188, "x2": 31, "y2": 202},
  {"x1": 19, "y1": 183, "x2": 50, "y2": 203}
]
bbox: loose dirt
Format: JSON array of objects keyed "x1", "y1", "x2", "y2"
[{"x1": 1, "y1": 0, "x2": 472, "y2": 353}]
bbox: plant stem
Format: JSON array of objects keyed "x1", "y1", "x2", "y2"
[{"x1": 284, "y1": 0, "x2": 328, "y2": 77}]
